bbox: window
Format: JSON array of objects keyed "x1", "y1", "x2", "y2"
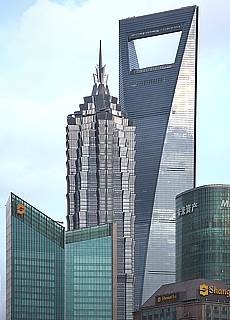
[
  {"x1": 160, "y1": 309, "x2": 164, "y2": 320},
  {"x1": 142, "y1": 312, "x2": 146, "y2": 320}
]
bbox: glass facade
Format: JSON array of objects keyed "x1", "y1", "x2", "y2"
[
  {"x1": 6, "y1": 193, "x2": 65, "y2": 320},
  {"x1": 119, "y1": 6, "x2": 198, "y2": 307},
  {"x1": 176, "y1": 184, "x2": 230, "y2": 285},
  {"x1": 65, "y1": 223, "x2": 116, "y2": 320},
  {"x1": 66, "y1": 45, "x2": 135, "y2": 319}
]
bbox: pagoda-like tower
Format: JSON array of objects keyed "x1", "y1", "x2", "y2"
[{"x1": 66, "y1": 41, "x2": 136, "y2": 320}]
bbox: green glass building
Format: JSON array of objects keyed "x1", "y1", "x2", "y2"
[
  {"x1": 65, "y1": 223, "x2": 117, "y2": 320},
  {"x1": 176, "y1": 184, "x2": 230, "y2": 285},
  {"x1": 6, "y1": 193, "x2": 65, "y2": 320}
]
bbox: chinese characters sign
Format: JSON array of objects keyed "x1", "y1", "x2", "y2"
[{"x1": 177, "y1": 202, "x2": 198, "y2": 217}]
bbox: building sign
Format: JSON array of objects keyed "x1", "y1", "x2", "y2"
[
  {"x1": 221, "y1": 200, "x2": 230, "y2": 208},
  {"x1": 155, "y1": 292, "x2": 179, "y2": 305},
  {"x1": 17, "y1": 204, "x2": 25, "y2": 215},
  {"x1": 177, "y1": 202, "x2": 198, "y2": 217},
  {"x1": 199, "y1": 283, "x2": 230, "y2": 298}
]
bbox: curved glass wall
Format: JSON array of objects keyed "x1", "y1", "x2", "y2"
[{"x1": 176, "y1": 184, "x2": 230, "y2": 285}]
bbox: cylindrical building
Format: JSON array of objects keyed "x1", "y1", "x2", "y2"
[{"x1": 176, "y1": 184, "x2": 230, "y2": 286}]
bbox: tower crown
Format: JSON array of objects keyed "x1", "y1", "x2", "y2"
[{"x1": 92, "y1": 40, "x2": 110, "y2": 96}]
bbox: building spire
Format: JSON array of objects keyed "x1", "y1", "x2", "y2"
[
  {"x1": 92, "y1": 40, "x2": 110, "y2": 95},
  {"x1": 98, "y1": 40, "x2": 103, "y2": 83}
]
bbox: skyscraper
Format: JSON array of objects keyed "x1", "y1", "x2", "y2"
[
  {"x1": 6, "y1": 193, "x2": 65, "y2": 320},
  {"x1": 66, "y1": 42, "x2": 136, "y2": 319},
  {"x1": 119, "y1": 6, "x2": 198, "y2": 307}
]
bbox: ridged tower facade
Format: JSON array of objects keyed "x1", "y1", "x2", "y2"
[{"x1": 66, "y1": 42, "x2": 136, "y2": 319}]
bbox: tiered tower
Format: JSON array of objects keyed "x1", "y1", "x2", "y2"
[{"x1": 66, "y1": 42, "x2": 136, "y2": 319}]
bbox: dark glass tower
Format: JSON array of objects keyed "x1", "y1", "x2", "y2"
[
  {"x1": 66, "y1": 42, "x2": 136, "y2": 319},
  {"x1": 6, "y1": 193, "x2": 65, "y2": 320},
  {"x1": 119, "y1": 6, "x2": 198, "y2": 307}
]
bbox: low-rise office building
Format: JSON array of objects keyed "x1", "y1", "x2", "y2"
[{"x1": 133, "y1": 278, "x2": 230, "y2": 320}]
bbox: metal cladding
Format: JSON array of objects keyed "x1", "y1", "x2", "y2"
[
  {"x1": 119, "y1": 6, "x2": 198, "y2": 307},
  {"x1": 66, "y1": 43, "x2": 136, "y2": 319}
]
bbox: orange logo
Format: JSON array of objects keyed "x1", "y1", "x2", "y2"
[
  {"x1": 200, "y1": 284, "x2": 209, "y2": 296},
  {"x1": 17, "y1": 204, "x2": 25, "y2": 215}
]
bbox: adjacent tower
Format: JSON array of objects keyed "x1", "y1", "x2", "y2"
[
  {"x1": 65, "y1": 223, "x2": 117, "y2": 320},
  {"x1": 6, "y1": 193, "x2": 65, "y2": 320},
  {"x1": 66, "y1": 42, "x2": 136, "y2": 319},
  {"x1": 119, "y1": 6, "x2": 198, "y2": 307},
  {"x1": 176, "y1": 184, "x2": 230, "y2": 286}
]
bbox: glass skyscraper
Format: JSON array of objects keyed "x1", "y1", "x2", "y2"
[
  {"x1": 66, "y1": 223, "x2": 117, "y2": 320},
  {"x1": 119, "y1": 6, "x2": 198, "y2": 307},
  {"x1": 176, "y1": 184, "x2": 230, "y2": 286},
  {"x1": 66, "y1": 42, "x2": 136, "y2": 319},
  {"x1": 6, "y1": 193, "x2": 65, "y2": 320}
]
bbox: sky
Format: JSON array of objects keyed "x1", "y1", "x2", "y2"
[{"x1": 0, "y1": 0, "x2": 230, "y2": 317}]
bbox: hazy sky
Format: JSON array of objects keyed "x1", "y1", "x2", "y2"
[{"x1": 0, "y1": 0, "x2": 229, "y2": 317}]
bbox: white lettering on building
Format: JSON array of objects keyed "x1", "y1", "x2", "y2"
[
  {"x1": 221, "y1": 200, "x2": 230, "y2": 208},
  {"x1": 177, "y1": 202, "x2": 198, "y2": 217}
]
